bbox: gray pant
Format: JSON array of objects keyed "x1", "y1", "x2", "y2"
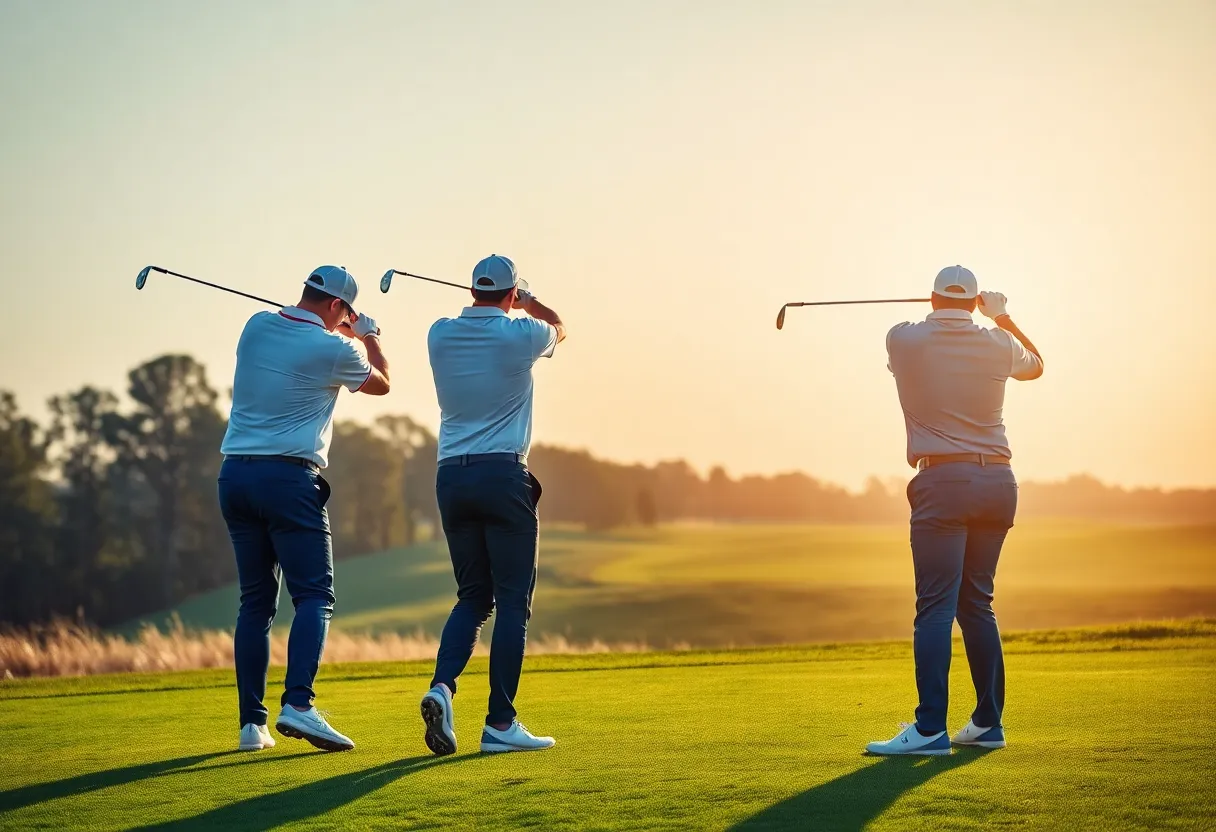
[{"x1": 908, "y1": 462, "x2": 1018, "y2": 734}]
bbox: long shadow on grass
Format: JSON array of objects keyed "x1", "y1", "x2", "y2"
[
  {"x1": 0, "y1": 751, "x2": 293, "y2": 813},
  {"x1": 128, "y1": 753, "x2": 470, "y2": 831},
  {"x1": 729, "y1": 749, "x2": 992, "y2": 831}
]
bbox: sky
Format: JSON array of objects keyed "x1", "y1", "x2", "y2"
[{"x1": 1, "y1": 0, "x2": 1213, "y2": 490}]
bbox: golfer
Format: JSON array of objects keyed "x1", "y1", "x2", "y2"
[
  {"x1": 867, "y1": 265, "x2": 1043, "y2": 756},
  {"x1": 420, "y1": 254, "x2": 566, "y2": 756},
  {"x1": 218, "y1": 266, "x2": 390, "y2": 753}
]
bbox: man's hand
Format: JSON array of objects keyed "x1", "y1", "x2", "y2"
[
  {"x1": 513, "y1": 289, "x2": 534, "y2": 310},
  {"x1": 978, "y1": 291, "x2": 1009, "y2": 320},
  {"x1": 351, "y1": 314, "x2": 381, "y2": 340}
]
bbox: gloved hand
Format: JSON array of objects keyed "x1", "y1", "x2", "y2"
[
  {"x1": 978, "y1": 291, "x2": 1009, "y2": 320},
  {"x1": 351, "y1": 313, "x2": 381, "y2": 339},
  {"x1": 514, "y1": 289, "x2": 535, "y2": 309}
]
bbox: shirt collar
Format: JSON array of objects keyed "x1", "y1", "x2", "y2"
[
  {"x1": 279, "y1": 306, "x2": 326, "y2": 328},
  {"x1": 460, "y1": 306, "x2": 509, "y2": 318},
  {"x1": 926, "y1": 309, "x2": 974, "y2": 321}
]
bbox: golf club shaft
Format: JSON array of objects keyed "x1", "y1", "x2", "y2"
[
  {"x1": 152, "y1": 267, "x2": 284, "y2": 307},
  {"x1": 389, "y1": 270, "x2": 466, "y2": 291},
  {"x1": 787, "y1": 298, "x2": 930, "y2": 307}
]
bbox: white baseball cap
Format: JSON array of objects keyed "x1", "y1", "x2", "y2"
[
  {"x1": 305, "y1": 266, "x2": 360, "y2": 311},
  {"x1": 471, "y1": 254, "x2": 529, "y2": 293},
  {"x1": 933, "y1": 265, "x2": 978, "y2": 299}
]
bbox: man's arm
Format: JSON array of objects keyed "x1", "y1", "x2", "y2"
[
  {"x1": 339, "y1": 315, "x2": 391, "y2": 395},
  {"x1": 978, "y1": 292, "x2": 1044, "y2": 381},
  {"x1": 359, "y1": 335, "x2": 391, "y2": 395},
  {"x1": 516, "y1": 292, "x2": 566, "y2": 344}
]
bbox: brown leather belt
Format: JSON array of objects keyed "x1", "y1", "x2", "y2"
[{"x1": 917, "y1": 453, "x2": 1011, "y2": 470}]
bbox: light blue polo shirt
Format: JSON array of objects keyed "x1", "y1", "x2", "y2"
[
  {"x1": 221, "y1": 307, "x2": 372, "y2": 468},
  {"x1": 428, "y1": 307, "x2": 558, "y2": 460}
]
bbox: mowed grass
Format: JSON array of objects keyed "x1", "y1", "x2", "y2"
[
  {"x1": 2, "y1": 622, "x2": 1214, "y2": 831},
  {"x1": 139, "y1": 522, "x2": 1216, "y2": 648}
]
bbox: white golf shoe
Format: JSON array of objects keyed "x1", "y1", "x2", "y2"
[
  {"x1": 952, "y1": 720, "x2": 1007, "y2": 748},
  {"x1": 480, "y1": 721, "x2": 556, "y2": 753},
  {"x1": 421, "y1": 685, "x2": 457, "y2": 756},
  {"x1": 865, "y1": 723, "x2": 952, "y2": 756},
  {"x1": 274, "y1": 705, "x2": 355, "y2": 752},
  {"x1": 238, "y1": 723, "x2": 276, "y2": 752}
]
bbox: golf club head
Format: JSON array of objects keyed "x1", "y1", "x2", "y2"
[
  {"x1": 380, "y1": 269, "x2": 395, "y2": 294},
  {"x1": 136, "y1": 266, "x2": 152, "y2": 290},
  {"x1": 776, "y1": 305, "x2": 787, "y2": 330}
]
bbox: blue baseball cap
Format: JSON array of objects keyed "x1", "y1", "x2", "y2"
[{"x1": 471, "y1": 254, "x2": 528, "y2": 292}]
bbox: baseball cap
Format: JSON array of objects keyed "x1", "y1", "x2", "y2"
[
  {"x1": 305, "y1": 265, "x2": 359, "y2": 310},
  {"x1": 471, "y1": 254, "x2": 528, "y2": 293},
  {"x1": 932, "y1": 265, "x2": 978, "y2": 299}
]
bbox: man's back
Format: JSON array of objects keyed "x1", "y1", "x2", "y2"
[
  {"x1": 887, "y1": 309, "x2": 1042, "y2": 466},
  {"x1": 222, "y1": 309, "x2": 371, "y2": 467},
  {"x1": 427, "y1": 307, "x2": 557, "y2": 460}
]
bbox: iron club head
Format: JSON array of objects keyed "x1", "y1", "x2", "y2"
[
  {"x1": 380, "y1": 269, "x2": 395, "y2": 294},
  {"x1": 776, "y1": 305, "x2": 787, "y2": 330},
  {"x1": 136, "y1": 266, "x2": 152, "y2": 290}
]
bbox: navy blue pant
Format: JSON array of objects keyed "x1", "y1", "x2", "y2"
[
  {"x1": 908, "y1": 462, "x2": 1018, "y2": 734},
  {"x1": 431, "y1": 460, "x2": 541, "y2": 727},
  {"x1": 217, "y1": 458, "x2": 336, "y2": 727}
]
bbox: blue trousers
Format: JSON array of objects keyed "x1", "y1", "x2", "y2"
[
  {"x1": 431, "y1": 460, "x2": 541, "y2": 727},
  {"x1": 908, "y1": 462, "x2": 1018, "y2": 734},
  {"x1": 217, "y1": 458, "x2": 336, "y2": 727}
]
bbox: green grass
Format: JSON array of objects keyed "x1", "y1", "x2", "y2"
[
  {"x1": 135, "y1": 522, "x2": 1216, "y2": 647},
  {"x1": 2, "y1": 622, "x2": 1214, "y2": 831}
]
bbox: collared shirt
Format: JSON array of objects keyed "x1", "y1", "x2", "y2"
[
  {"x1": 886, "y1": 309, "x2": 1042, "y2": 468},
  {"x1": 220, "y1": 306, "x2": 372, "y2": 468},
  {"x1": 428, "y1": 306, "x2": 558, "y2": 460}
]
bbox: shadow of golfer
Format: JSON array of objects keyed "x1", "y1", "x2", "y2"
[
  {"x1": 128, "y1": 753, "x2": 472, "y2": 831},
  {"x1": 729, "y1": 749, "x2": 993, "y2": 832},
  {"x1": 0, "y1": 752, "x2": 253, "y2": 814}
]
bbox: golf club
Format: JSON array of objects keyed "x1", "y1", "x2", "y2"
[
  {"x1": 136, "y1": 266, "x2": 284, "y2": 308},
  {"x1": 380, "y1": 268, "x2": 468, "y2": 294},
  {"x1": 775, "y1": 298, "x2": 930, "y2": 330}
]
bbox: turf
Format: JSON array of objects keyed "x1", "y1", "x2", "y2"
[
  {"x1": 133, "y1": 522, "x2": 1216, "y2": 647},
  {"x1": 2, "y1": 622, "x2": 1214, "y2": 831}
]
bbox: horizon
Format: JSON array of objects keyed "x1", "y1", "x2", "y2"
[{"x1": 2, "y1": 1, "x2": 1214, "y2": 491}]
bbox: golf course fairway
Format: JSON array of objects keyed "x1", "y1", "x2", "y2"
[{"x1": 2, "y1": 621, "x2": 1212, "y2": 831}]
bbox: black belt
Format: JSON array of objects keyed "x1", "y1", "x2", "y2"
[
  {"x1": 438, "y1": 452, "x2": 527, "y2": 468},
  {"x1": 226, "y1": 454, "x2": 320, "y2": 473}
]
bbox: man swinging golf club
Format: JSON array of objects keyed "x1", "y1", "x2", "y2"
[
  {"x1": 420, "y1": 254, "x2": 566, "y2": 755},
  {"x1": 867, "y1": 265, "x2": 1043, "y2": 756},
  {"x1": 219, "y1": 266, "x2": 390, "y2": 752}
]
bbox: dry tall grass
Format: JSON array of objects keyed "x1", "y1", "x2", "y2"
[{"x1": 0, "y1": 618, "x2": 658, "y2": 679}]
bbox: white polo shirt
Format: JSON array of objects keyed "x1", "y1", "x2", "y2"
[
  {"x1": 428, "y1": 307, "x2": 558, "y2": 461},
  {"x1": 220, "y1": 307, "x2": 372, "y2": 468},
  {"x1": 886, "y1": 309, "x2": 1042, "y2": 468}
]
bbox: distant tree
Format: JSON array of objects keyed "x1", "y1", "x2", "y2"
[
  {"x1": 327, "y1": 421, "x2": 403, "y2": 556},
  {"x1": 636, "y1": 488, "x2": 658, "y2": 527},
  {"x1": 376, "y1": 415, "x2": 440, "y2": 546},
  {"x1": 0, "y1": 392, "x2": 58, "y2": 624},
  {"x1": 103, "y1": 355, "x2": 227, "y2": 608},
  {"x1": 48, "y1": 387, "x2": 123, "y2": 621}
]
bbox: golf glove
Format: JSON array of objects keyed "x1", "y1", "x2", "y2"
[
  {"x1": 351, "y1": 314, "x2": 381, "y2": 339},
  {"x1": 516, "y1": 289, "x2": 536, "y2": 307},
  {"x1": 978, "y1": 291, "x2": 1008, "y2": 320}
]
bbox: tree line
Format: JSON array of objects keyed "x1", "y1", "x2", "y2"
[{"x1": 3, "y1": 352, "x2": 1213, "y2": 628}]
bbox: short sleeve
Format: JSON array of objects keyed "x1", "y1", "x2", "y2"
[
  {"x1": 1005, "y1": 330, "x2": 1043, "y2": 381},
  {"x1": 885, "y1": 322, "x2": 911, "y2": 374},
  {"x1": 330, "y1": 337, "x2": 373, "y2": 392},
  {"x1": 523, "y1": 318, "x2": 558, "y2": 361}
]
